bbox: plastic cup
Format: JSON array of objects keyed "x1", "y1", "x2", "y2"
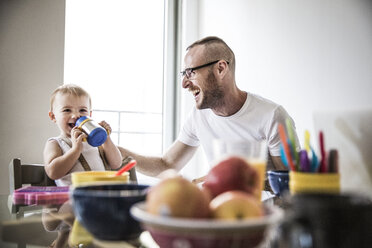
[
  {"x1": 75, "y1": 116, "x2": 108, "y2": 147},
  {"x1": 289, "y1": 171, "x2": 340, "y2": 195},
  {"x1": 211, "y1": 140, "x2": 268, "y2": 200}
]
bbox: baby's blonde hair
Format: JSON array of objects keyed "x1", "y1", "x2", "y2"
[{"x1": 50, "y1": 84, "x2": 92, "y2": 111}]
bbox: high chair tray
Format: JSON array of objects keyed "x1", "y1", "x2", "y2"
[{"x1": 13, "y1": 186, "x2": 69, "y2": 205}]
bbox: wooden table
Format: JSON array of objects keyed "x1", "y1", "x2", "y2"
[{"x1": 0, "y1": 194, "x2": 158, "y2": 248}]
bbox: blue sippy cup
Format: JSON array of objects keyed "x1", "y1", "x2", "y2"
[{"x1": 75, "y1": 116, "x2": 107, "y2": 147}]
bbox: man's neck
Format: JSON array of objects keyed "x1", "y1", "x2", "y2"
[{"x1": 212, "y1": 90, "x2": 247, "y2": 116}]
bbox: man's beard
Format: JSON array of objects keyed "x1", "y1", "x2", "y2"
[{"x1": 197, "y1": 71, "x2": 224, "y2": 110}]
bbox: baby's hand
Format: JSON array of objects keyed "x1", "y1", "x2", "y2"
[
  {"x1": 99, "y1": 120, "x2": 112, "y2": 135},
  {"x1": 70, "y1": 126, "x2": 87, "y2": 151}
]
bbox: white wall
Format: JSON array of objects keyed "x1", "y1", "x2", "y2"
[
  {"x1": 180, "y1": 0, "x2": 372, "y2": 183},
  {"x1": 197, "y1": 0, "x2": 372, "y2": 146},
  {"x1": 0, "y1": 0, "x2": 65, "y2": 194}
]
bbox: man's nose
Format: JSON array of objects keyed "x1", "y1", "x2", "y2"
[{"x1": 182, "y1": 77, "x2": 191, "y2": 89}]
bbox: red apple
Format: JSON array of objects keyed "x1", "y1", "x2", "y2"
[
  {"x1": 146, "y1": 175, "x2": 211, "y2": 218},
  {"x1": 210, "y1": 190, "x2": 263, "y2": 220},
  {"x1": 203, "y1": 156, "x2": 260, "y2": 199}
]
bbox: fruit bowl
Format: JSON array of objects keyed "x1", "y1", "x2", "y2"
[{"x1": 130, "y1": 202, "x2": 283, "y2": 248}]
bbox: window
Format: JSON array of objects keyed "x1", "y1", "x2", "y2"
[{"x1": 64, "y1": 0, "x2": 168, "y2": 184}]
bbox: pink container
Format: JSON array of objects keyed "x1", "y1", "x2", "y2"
[{"x1": 13, "y1": 186, "x2": 69, "y2": 205}]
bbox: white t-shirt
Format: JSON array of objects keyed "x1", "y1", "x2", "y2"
[
  {"x1": 49, "y1": 137, "x2": 106, "y2": 186},
  {"x1": 178, "y1": 92, "x2": 298, "y2": 165}
]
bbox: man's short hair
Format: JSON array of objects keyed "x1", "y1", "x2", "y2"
[{"x1": 187, "y1": 36, "x2": 235, "y2": 73}]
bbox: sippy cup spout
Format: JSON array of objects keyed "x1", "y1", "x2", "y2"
[{"x1": 75, "y1": 116, "x2": 107, "y2": 147}]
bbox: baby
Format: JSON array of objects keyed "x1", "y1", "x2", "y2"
[{"x1": 43, "y1": 84, "x2": 122, "y2": 186}]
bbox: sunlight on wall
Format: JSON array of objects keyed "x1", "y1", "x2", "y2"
[{"x1": 64, "y1": 0, "x2": 165, "y2": 184}]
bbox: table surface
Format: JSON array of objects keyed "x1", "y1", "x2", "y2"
[
  {"x1": 0, "y1": 192, "x2": 285, "y2": 248},
  {"x1": 0, "y1": 194, "x2": 160, "y2": 248}
]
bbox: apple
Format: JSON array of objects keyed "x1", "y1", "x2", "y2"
[
  {"x1": 210, "y1": 190, "x2": 263, "y2": 220},
  {"x1": 203, "y1": 156, "x2": 260, "y2": 199},
  {"x1": 146, "y1": 175, "x2": 211, "y2": 218}
]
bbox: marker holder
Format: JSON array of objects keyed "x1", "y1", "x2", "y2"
[{"x1": 289, "y1": 171, "x2": 340, "y2": 195}]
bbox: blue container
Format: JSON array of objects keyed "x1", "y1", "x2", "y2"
[
  {"x1": 75, "y1": 116, "x2": 107, "y2": 147},
  {"x1": 71, "y1": 183, "x2": 149, "y2": 241},
  {"x1": 268, "y1": 170, "x2": 289, "y2": 196}
]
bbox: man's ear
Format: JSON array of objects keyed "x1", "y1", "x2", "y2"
[
  {"x1": 89, "y1": 111, "x2": 92, "y2": 117},
  {"x1": 49, "y1": 111, "x2": 56, "y2": 122},
  {"x1": 216, "y1": 60, "x2": 229, "y2": 79}
]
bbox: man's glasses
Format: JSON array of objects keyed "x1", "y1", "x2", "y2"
[{"x1": 180, "y1": 60, "x2": 229, "y2": 79}]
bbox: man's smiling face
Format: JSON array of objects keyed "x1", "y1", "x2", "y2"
[{"x1": 182, "y1": 45, "x2": 224, "y2": 110}]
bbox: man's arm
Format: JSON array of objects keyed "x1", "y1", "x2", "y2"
[
  {"x1": 118, "y1": 141, "x2": 198, "y2": 177},
  {"x1": 271, "y1": 156, "x2": 288, "y2": 170}
]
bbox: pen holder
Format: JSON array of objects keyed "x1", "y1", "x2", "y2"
[
  {"x1": 75, "y1": 116, "x2": 107, "y2": 147},
  {"x1": 289, "y1": 171, "x2": 340, "y2": 195}
]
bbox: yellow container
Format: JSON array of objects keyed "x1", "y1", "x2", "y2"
[
  {"x1": 289, "y1": 171, "x2": 340, "y2": 194},
  {"x1": 71, "y1": 171, "x2": 129, "y2": 187},
  {"x1": 69, "y1": 219, "x2": 93, "y2": 247},
  {"x1": 70, "y1": 171, "x2": 129, "y2": 246}
]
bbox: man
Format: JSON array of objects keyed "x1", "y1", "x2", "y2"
[{"x1": 119, "y1": 36, "x2": 297, "y2": 178}]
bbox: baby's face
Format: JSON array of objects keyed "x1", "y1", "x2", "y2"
[{"x1": 50, "y1": 93, "x2": 91, "y2": 137}]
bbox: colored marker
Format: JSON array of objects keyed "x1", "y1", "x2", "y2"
[
  {"x1": 278, "y1": 123, "x2": 296, "y2": 171},
  {"x1": 286, "y1": 119, "x2": 299, "y2": 168},
  {"x1": 280, "y1": 144, "x2": 289, "y2": 168},
  {"x1": 304, "y1": 130, "x2": 311, "y2": 153},
  {"x1": 328, "y1": 149, "x2": 339, "y2": 173},
  {"x1": 319, "y1": 131, "x2": 327, "y2": 173},
  {"x1": 310, "y1": 147, "x2": 319, "y2": 172},
  {"x1": 299, "y1": 150, "x2": 310, "y2": 172}
]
